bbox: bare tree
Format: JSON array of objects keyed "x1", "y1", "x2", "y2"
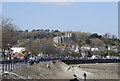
[
  {"x1": 2, "y1": 17, "x2": 18, "y2": 48},
  {"x1": 2, "y1": 17, "x2": 19, "y2": 59}
]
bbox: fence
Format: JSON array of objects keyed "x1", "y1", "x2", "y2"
[
  {"x1": 0, "y1": 58, "x2": 64, "y2": 73},
  {"x1": 0, "y1": 59, "x2": 29, "y2": 73},
  {"x1": 0, "y1": 58, "x2": 120, "y2": 73},
  {"x1": 61, "y1": 59, "x2": 120, "y2": 64}
]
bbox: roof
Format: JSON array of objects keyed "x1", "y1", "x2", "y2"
[
  {"x1": 57, "y1": 46, "x2": 67, "y2": 49},
  {"x1": 15, "y1": 53, "x2": 25, "y2": 58}
]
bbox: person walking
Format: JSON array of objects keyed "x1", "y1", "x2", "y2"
[
  {"x1": 78, "y1": 65, "x2": 80, "y2": 68},
  {"x1": 47, "y1": 64, "x2": 51, "y2": 69},
  {"x1": 83, "y1": 72, "x2": 87, "y2": 81}
]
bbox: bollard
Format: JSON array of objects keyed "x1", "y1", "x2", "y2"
[
  {"x1": 15, "y1": 60, "x2": 18, "y2": 69},
  {"x1": 5, "y1": 60, "x2": 7, "y2": 71},
  {"x1": 10, "y1": 60, "x2": 12, "y2": 70},
  {"x1": 8, "y1": 60, "x2": 10, "y2": 71},
  {"x1": 19, "y1": 60, "x2": 21, "y2": 68},
  {"x1": 2, "y1": 61, "x2": 4, "y2": 73},
  {"x1": 12, "y1": 60, "x2": 14, "y2": 69},
  {"x1": 18, "y1": 60, "x2": 21, "y2": 69},
  {"x1": 22, "y1": 60, "x2": 24, "y2": 68}
]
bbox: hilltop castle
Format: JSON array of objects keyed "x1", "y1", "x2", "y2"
[{"x1": 53, "y1": 33, "x2": 75, "y2": 43}]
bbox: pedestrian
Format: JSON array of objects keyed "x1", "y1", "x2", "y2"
[
  {"x1": 47, "y1": 64, "x2": 51, "y2": 69},
  {"x1": 83, "y1": 72, "x2": 87, "y2": 80},
  {"x1": 72, "y1": 66, "x2": 74, "y2": 71},
  {"x1": 67, "y1": 67, "x2": 71, "y2": 70},
  {"x1": 72, "y1": 66, "x2": 74, "y2": 68},
  {"x1": 73, "y1": 74, "x2": 77, "y2": 78},
  {"x1": 29, "y1": 59, "x2": 34, "y2": 65},
  {"x1": 52, "y1": 61, "x2": 56, "y2": 64}
]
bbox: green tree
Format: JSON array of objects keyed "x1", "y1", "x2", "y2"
[{"x1": 99, "y1": 51, "x2": 106, "y2": 57}]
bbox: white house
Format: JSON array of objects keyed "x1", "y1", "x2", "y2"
[
  {"x1": 11, "y1": 47, "x2": 26, "y2": 54},
  {"x1": 81, "y1": 46, "x2": 91, "y2": 50},
  {"x1": 74, "y1": 45, "x2": 80, "y2": 53},
  {"x1": 91, "y1": 47, "x2": 98, "y2": 51}
]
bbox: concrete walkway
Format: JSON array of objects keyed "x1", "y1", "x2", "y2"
[{"x1": 72, "y1": 67, "x2": 93, "y2": 79}]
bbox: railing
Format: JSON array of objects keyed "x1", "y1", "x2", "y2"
[
  {"x1": 0, "y1": 59, "x2": 29, "y2": 73},
  {"x1": 0, "y1": 57, "x2": 119, "y2": 73},
  {"x1": 0, "y1": 58, "x2": 64, "y2": 73}
]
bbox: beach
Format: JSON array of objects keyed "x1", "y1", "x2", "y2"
[
  {"x1": 1, "y1": 61, "x2": 119, "y2": 80},
  {"x1": 70, "y1": 63, "x2": 119, "y2": 79}
]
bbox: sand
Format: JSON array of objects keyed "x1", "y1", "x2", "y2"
[
  {"x1": 1, "y1": 61, "x2": 119, "y2": 80},
  {"x1": 70, "y1": 63, "x2": 119, "y2": 79}
]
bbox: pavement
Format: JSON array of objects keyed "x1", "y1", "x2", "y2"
[
  {"x1": 72, "y1": 67, "x2": 93, "y2": 79},
  {"x1": 71, "y1": 63, "x2": 119, "y2": 79}
]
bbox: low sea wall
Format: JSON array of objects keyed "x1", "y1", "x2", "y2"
[{"x1": 61, "y1": 59, "x2": 120, "y2": 64}]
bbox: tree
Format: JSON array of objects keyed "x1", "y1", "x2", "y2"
[
  {"x1": 32, "y1": 29, "x2": 36, "y2": 32},
  {"x1": 2, "y1": 17, "x2": 19, "y2": 59},
  {"x1": 74, "y1": 32, "x2": 91, "y2": 45},
  {"x1": 108, "y1": 50, "x2": 116, "y2": 56},
  {"x1": 2, "y1": 17, "x2": 18, "y2": 49},
  {"x1": 111, "y1": 35, "x2": 117, "y2": 39},
  {"x1": 25, "y1": 30, "x2": 28, "y2": 32},
  {"x1": 89, "y1": 33, "x2": 102, "y2": 39},
  {"x1": 54, "y1": 30, "x2": 59, "y2": 32},
  {"x1": 90, "y1": 38, "x2": 105, "y2": 47},
  {"x1": 85, "y1": 39, "x2": 92, "y2": 46},
  {"x1": 99, "y1": 51, "x2": 106, "y2": 57}
]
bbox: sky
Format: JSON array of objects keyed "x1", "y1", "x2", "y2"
[{"x1": 2, "y1": 2, "x2": 118, "y2": 36}]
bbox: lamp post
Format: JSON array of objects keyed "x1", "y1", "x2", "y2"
[
  {"x1": 2, "y1": 48, "x2": 6, "y2": 60},
  {"x1": 7, "y1": 44, "x2": 12, "y2": 60},
  {"x1": 38, "y1": 40, "x2": 40, "y2": 55},
  {"x1": 105, "y1": 45, "x2": 109, "y2": 57}
]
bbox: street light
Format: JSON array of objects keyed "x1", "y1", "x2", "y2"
[
  {"x1": 105, "y1": 45, "x2": 109, "y2": 57},
  {"x1": 7, "y1": 44, "x2": 12, "y2": 60},
  {"x1": 2, "y1": 48, "x2": 6, "y2": 60}
]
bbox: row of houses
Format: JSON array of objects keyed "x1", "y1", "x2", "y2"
[
  {"x1": 0, "y1": 44, "x2": 118, "y2": 60},
  {"x1": 53, "y1": 32, "x2": 118, "y2": 57},
  {"x1": 54, "y1": 44, "x2": 118, "y2": 57}
]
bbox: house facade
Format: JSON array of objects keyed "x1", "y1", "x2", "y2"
[{"x1": 53, "y1": 33, "x2": 74, "y2": 43}]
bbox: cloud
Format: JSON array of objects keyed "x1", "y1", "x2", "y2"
[
  {"x1": 38, "y1": 0, "x2": 76, "y2": 6},
  {"x1": 53, "y1": 2, "x2": 74, "y2": 6},
  {"x1": 49, "y1": 0, "x2": 76, "y2": 2},
  {"x1": 1, "y1": 0, "x2": 119, "y2": 2},
  {"x1": 1, "y1": 0, "x2": 77, "y2": 2},
  {"x1": 40, "y1": 2, "x2": 74, "y2": 6},
  {"x1": 38, "y1": 0, "x2": 118, "y2": 2}
]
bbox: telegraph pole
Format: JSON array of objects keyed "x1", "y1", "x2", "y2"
[
  {"x1": 28, "y1": 38, "x2": 32, "y2": 57},
  {"x1": 29, "y1": 39, "x2": 31, "y2": 51},
  {"x1": 7, "y1": 44, "x2": 12, "y2": 60},
  {"x1": 38, "y1": 40, "x2": 40, "y2": 55}
]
